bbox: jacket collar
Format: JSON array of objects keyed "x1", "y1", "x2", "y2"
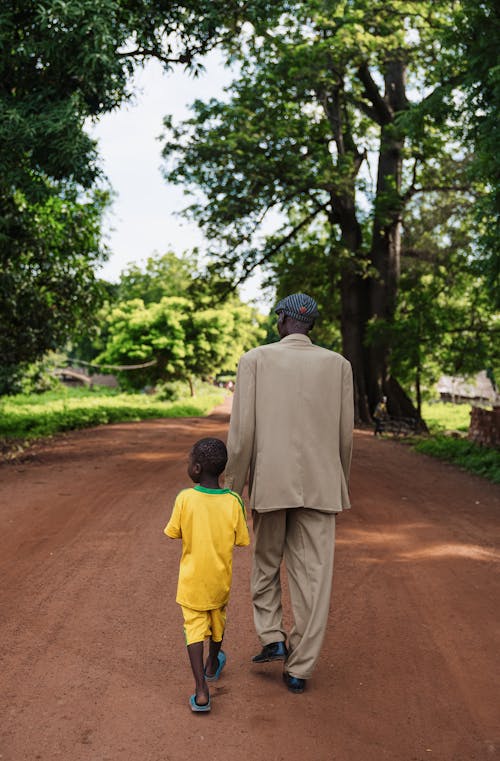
[{"x1": 280, "y1": 333, "x2": 312, "y2": 345}]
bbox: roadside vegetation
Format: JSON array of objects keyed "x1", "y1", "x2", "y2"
[
  {"x1": 2, "y1": 384, "x2": 498, "y2": 485},
  {"x1": 421, "y1": 402, "x2": 472, "y2": 434},
  {"x1": 417, "y1": 402, "x2": 500, "y2": 484},
  {"x1": 414, "y1": 436, "x2": 500, "y2": 484},
  {"x1": 0, "y1": 383, "x2": 225, "y2": 448}
]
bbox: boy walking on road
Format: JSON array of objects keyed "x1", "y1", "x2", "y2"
[{"x1": 164, "y1": 437, "x2": 250, "y2": 712}]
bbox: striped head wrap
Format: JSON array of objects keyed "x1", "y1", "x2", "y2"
[{"x1": 274, "y1": 293, "x2": 320, "y2": 322}]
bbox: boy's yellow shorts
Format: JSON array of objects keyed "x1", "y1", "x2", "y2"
[{"x1": 181, "y1": 605, "x2": 227, "y2": 645}]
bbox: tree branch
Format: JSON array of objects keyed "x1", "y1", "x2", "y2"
[
  {"x1": 357, "y1": 62, "x2": 393, "y2": 125},
  {"x1": 344, "y1": 92, "x2": 379, "y2": 123},
  {"x1": 404, "y1": 159, "x2": 419, "y2": 200},
  {"x1": 316, "y1": 86, "x2": 364, "y2": 173},
  {"x1": 403, "y1": 184, "x2": 471, "y2": 202},
  {"x1": 68, "y1": 358, "x2": 157, "y2": 371},
  {"x1": 117, "y1": 35, "x2": 223, "y2": 67},
  {"x1": 316, "y1": 84, "x2": 345, "y2": 155},
  {"x1": 117, "y1": 48, "x2": 193, "y2": 65},
  {"x1": 417, "y1": 74, "x2": 465, "y2": 110},
  {"x1": 219, "y1": 201, "x2": 330, "y2": 297},
  {"x1": 205, "y1": 184, "x2": 318, "y2": 253}
]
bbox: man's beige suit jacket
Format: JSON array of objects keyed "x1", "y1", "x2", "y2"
[{"x1": 224, "y1": 334, "x2": 354, "y2": 513}]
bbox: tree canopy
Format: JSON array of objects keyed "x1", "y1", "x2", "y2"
[
  {"x1": 439, "y1": 0, "x2": 500, "y2": 304},
  {"x1": 162, "y1": 0, "x2": 499, "y2": 421},
  {"x1": 0, "y1": 185, "x2": 110, "y2": 394},
  {"x1": 1, "y1": 0, "x2": 262, "y2": 196},
  {"x1": 2, "y1": 1, "x2": 498, "y2": 410},
  {"x1": 0, "y1": 0, "x2": 264, "y2": 392},
  {"x1": 93, "y1": 253, "x2": 265, "y2": 390}
]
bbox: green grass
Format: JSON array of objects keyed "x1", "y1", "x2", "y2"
[
  {"x1": 0, "y1": 384, "x2": 225, "y2": 441},
  {"x1": 414, "y1": 435, "x2": 500, "y2": 484},
  {"x1": 3, "y1": 389, "x2": 497, "y2": 484},
  {"x1": 411, "y1": 401, "x2": 499, "y2": 484},
  {"x1": 421, "y1": 401, "x2": 472, "y2": 434}
]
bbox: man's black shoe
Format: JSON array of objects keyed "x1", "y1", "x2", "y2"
[
  {"x1": 251, "y1": 641, "x2": 288, "y2": 663},
  {"x1": 282, "y1": 672, "x2": 305, "y2": 693}
]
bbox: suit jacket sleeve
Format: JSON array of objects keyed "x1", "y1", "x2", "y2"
[
  {"x1": 340, "y1": 359, "x2": 354, "y2": 494},
  {"x1": 224, "y1": 353, "x2": 256, "y2": 496}
]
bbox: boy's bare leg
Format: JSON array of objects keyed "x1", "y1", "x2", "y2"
[
  {"x1": 205, "y1": 638, "x2": 222, "y2": 678},
  {"x1": 187, "y1": 641, "x2": 209, "y2": 705}
]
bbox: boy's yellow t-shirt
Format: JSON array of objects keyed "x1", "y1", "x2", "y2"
[{"x1": 164, "y1": 486, "x2": 250, "y2": 611}]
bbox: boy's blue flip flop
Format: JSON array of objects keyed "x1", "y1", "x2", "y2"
[
  {"x1": 205, "y1": 650, "x2": 226, "y2": 682},
  {"x1": 190, "y1": 694, "x2": 211, "y2": 712}
]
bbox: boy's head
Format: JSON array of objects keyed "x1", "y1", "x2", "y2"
[{"x1": 188, "y1": 437, "x2": 227, "y2": 483}]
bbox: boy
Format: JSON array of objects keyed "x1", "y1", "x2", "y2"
[{"x1": 164, "y1": 437, "x2": 250, "y2": 712}]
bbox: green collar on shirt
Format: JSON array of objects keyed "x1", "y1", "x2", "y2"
[{"x1": 193, "y1": 485, "x2": 231, "y2": 494}]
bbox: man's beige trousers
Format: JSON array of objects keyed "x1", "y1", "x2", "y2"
[{"x1": 251, "y1": 508, "x2": 336, "y2": 680}]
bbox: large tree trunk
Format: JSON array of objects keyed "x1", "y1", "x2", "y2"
[
  {"x1": 340, "y1": 265, "x2": 371, "y2": 423},
  {"x1": 336, "y1": 204, "x2": 372, "y2": 423},
  {"x1": 321, "y1": 59, "x2": 422, "y2": 425},
  {"x1": 366, "y1": 57, "x2": 421, "y2": 421}
]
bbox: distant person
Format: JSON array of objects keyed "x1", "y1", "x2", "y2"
[
  {"x1": 373, "y1": 396, "x2": 388, "y2": 437},
  {"x1": 225, "y1": 293, "x2": 354, "y2": 694},
  {"x1": 164, "y1": 437, "x2": 250, "y2": 712}
]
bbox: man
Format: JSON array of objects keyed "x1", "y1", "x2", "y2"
[
  {"x1": 373, "y1": 396, "x2": 388, "y2": 436},
  {"x1": 224, "y1": 293, "x2": 354, "y2": 694}
]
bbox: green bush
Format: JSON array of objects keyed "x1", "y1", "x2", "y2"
[
  {"x1": 415, "y1": 436, "x2": 500, "y2": 484},
  {"x1": 155, "y1": 380, "x2": 187, "y2": 402},
  {"x1": 0, "y1": 385, "x2": 225, "y2": 441}
]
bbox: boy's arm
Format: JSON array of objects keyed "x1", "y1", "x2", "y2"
[
  {"x1": 233, "y1": 495, "x2": 250, "y2": 547},
  {"x1": 164, "y1": 495, "x2": 182, "y2": 539}
]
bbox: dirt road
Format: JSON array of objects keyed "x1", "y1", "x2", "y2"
[{"x1": 1, "y1": 398, "x2": 499, "y2": 761}]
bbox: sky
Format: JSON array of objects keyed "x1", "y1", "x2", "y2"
[{"x1": 88, "y1": 53, "x2": 273, "y2": 310}]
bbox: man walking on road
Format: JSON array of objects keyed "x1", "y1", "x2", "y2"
[{"x1": 224, "y1": 293, "x2": 354, "y2": 693}]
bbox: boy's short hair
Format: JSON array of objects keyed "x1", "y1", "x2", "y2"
[{"x1": 191, "y1": 437, "x2": 227, "y2": 476}]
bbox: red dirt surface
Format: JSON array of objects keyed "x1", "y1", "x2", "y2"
[{"x1": 1, "y1": 397, "x2": 499, "y2": 761}]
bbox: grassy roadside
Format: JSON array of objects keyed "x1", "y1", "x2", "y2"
[
  {"x1": 420, "y1": 401, "x2": 471, "y2": 434},
  {"x1": 415, "y1": 402, "x2": 500, "y2": 484},
  {"x1": 0, "y1": 384, "x2": 225, "y2": 459},
  {"x1": 414, "y1": 436, "x2": 500, "y2": 483},
  {"x1": 2, "y1": 391, "x2": 498, "y2": 483}
]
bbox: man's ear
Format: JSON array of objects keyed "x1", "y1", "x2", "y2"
[
  {"x1": 192, "y1": 462, "x2": 202, "y2": 476},
  {"x1": 277, "y1": 312, "x2": 288, "y2": 335}
]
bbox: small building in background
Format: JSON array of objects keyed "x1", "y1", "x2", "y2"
[
  {"x1": 89, "y1": 373, "x2": 119, "y2": 389},
  {"x1": 54, "y1": 367, "x2": 118, "y2": 389},
  {"x1": 436, "y1": 371, "x2": 499, "y2": 447},
  {"x1": 437, "y1": 371, "x2": 498, "y2": 406}
]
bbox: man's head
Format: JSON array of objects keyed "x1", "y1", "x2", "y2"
[
  {"x1": 274, "y1": 293, "x2": 320, "y2": 338},
  {"x1": 188, "y1": 437, "x2": 228, "y2": 482}
]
